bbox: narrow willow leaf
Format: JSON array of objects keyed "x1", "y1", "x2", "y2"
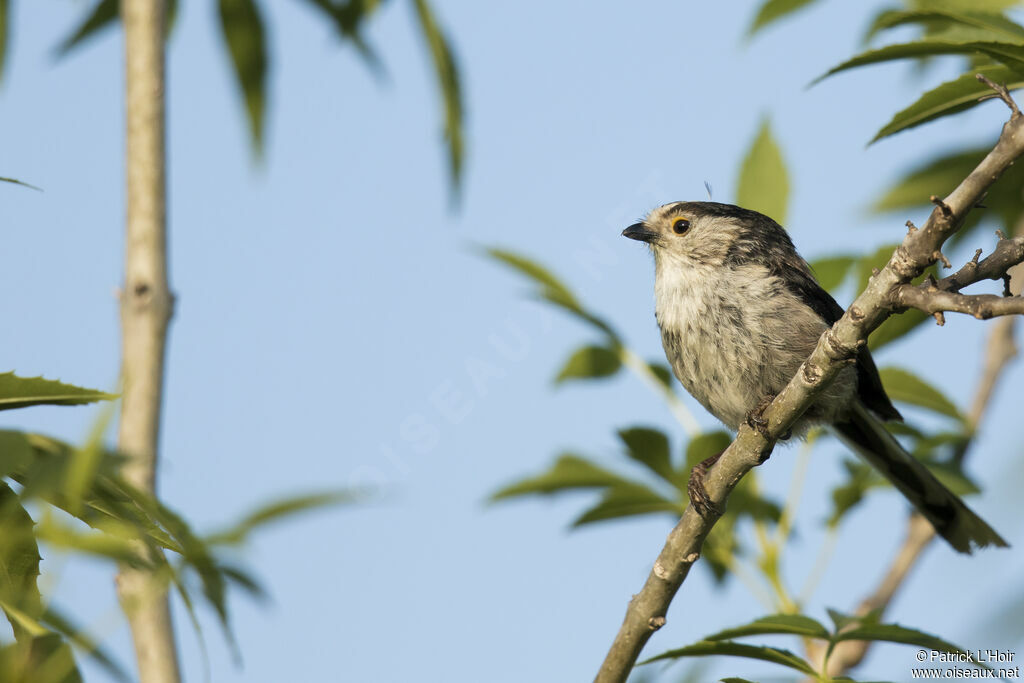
[
  {"x1": 808, "y1": 255, "x2": 857, "y2": 293},
  {"x1": 412, "y1": 0, "x2": 464, "y2": 193},
  {"x1": 55, "y1": 0, "x2": 116, "y2": 56},
  {"x1": 0, "y1": 483, "x2": 45, "y2": 644},
  {"x1": 873, "y1": 145, "x2": 1024, "y2": 244},
  {"x1": 641, "y1": 640, "x2": 818, "y2": 676},
  {"x1": 218, "y1": 0, "x2": 268, "y2": 153},
  {"x1": 219, "y1": 564, "x2": 268, "y2": 602},
  {"x1": 485, "y1": 248, "x2": 579, "y2": 307},
  {"x1": 736, "y1": 118, "x2": 789, "y2": 225},
  {"x1": 0, "y1": 176, "x2": 43, "y2": 191},
  {"x1": 618, "y1": 427, "x2": 673, "y2": 482},
  {"x1": 42, "y1": 607, "x2": 130, "y2": 682},
  {"x1": 828, "y1": 458, "x2": 883, "y2": 526},
  {"x1": 878, "y1": 367, "x2": 963, "y2": 420},
  {"x1": 490, "y1": 454, "x2": 628, "y2": 500},
  {"x1": 747, "y1": 0, "x2": 822, "y2": 37},
  {"x1": 298, "y1": 0, "x2": 382, "y2": 71},
  {"x1": 706, "y1": 614, "x2": 831, "y2": 641},
  {"x1": 65, "y1": 403, "x2": 116, "y2": 516},
  {"x1": 0, "y1": 373, "x2": 116, "y2": 411},
  {"x1": 867, "y1": 9, "x2": 1024, "y2": 44},
  {"x1": 25, "y1": 633, "x2": 83, "y2": 683},
  {"x1": 34, "y1": 518, "x2": 148, "y2": 567},
  {"x1": 833, "y1": 623, "x2": 974, "y2": 662},
  {"x1": 816, "y1": 40, "x2": 1024, "y2": 84},
  {"x1": 55, "y1": 0, "x2": 180, "y2": 55},
  {"x1": 205, "y1": 490, "x2": 356, "y2": 546},
  {"x1": 555, "y1": 345, "x2": 621, "y2": 383},
  {"x1": 0, "y1": 0, "x2": 9, "y2": 83},
  {"x1": 572, "y1": 483, "x2": 680, "y2": 526},
  {"x1": 873, "y1": 64, "x2": 1024, "y2": 142},
  {"x1": 485, "y1": 247, "x2": 620, "y2": 340}
]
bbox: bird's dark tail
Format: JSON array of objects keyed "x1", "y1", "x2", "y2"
[{"x1": 833, "y1": 402, "x2": 1007, "y2": 554}]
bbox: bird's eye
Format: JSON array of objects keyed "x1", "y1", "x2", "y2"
[{"x1": 672, "y1": 218, "x2": 691, "y2": 234}]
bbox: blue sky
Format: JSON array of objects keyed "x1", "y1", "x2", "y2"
[{"x1": 3, "y1": 1, "x2": 1023, "y2": 681}]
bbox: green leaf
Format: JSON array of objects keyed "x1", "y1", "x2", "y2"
[
  {"x1": 485, "y1": 248, "x2": 620, "y2": 340},
  {"x1": 490, "y1": 454, "x2": 628, "y2": 500},
  {"x1": 0, "y1": 176, "x2": 43, "y2": 191},
  {"x1": 64, "y1": 404, "x2": 116, "y2": 516},
  {"x1": 809, "y1": 255, "x2": 857, "y2": 293},
  {"x1": 205, "y1": 490, "x2": 357, "y2": 546},
  {"x1": 412, "y1": 0, "x2": 464, "y2": 194},
  {"x1": 747, "y1": 0, "x2": 822, "y2": 37},
  {"x1": 878, "y1": 367, "x2": 963, "y2": 421},
  {"x1": 555, "y1": 345, "x2": 622, "y2": 383},
  {"x1": 866, "y1": 9, "x2": 1024, "y2": 45},
  {"x1": 218, "y1": 0, "x2": 268, "y2": 154},
  {"x1": 873, "y1": 145, "x2": 1024, "y2": 243},
  {"x1": 0, "y1": 0, "x2": 8, "y2": 84},
  {"x1": 816, "y1": 40, "x2": 1024, "y2": 84},
  {"x1": 16, "y1": 633, "x2": 82, "y2": 683},
  {"x1": 736, "y1": 118, "x2": 789, "y2": 225},
  {"x1": 0, "y1": 373, "x2": 115, "y2": 411},
  {"x1": 833, "y1": 623, "x2": 974, "y2": 661},
  {"x1": 486, "y1": 248, "x2": 579, "y2": 307},
  {"x1": 641, "y1": 640, "x2": 818, "y2": 676},
  {"x1": 55, "y1": 0, "x2": 180, "y2": 55},
  {"x1": 219, "y1": 564, "x2": 268, "y2": 602},
  {"x1": 872, "y1": 64, "x2": 1024, "y2": 142},
  {"x1": 684, "y1": 431, "x2": 733, "y2": 471},
  {"x1": 34, "y1": 518, "x2": 148, "y2": 568},
  {"x1": 871, "y1": 309, "x2": 932, "y2": 351},
  {"x1": 705, "y1": 614, "x2": 831, "y2": 641},
  {"x1": 618, "y1": 427, "x2": 673, "y2": 482},
  {"x1": 41, "y1": 607, "x2": 130, "y2": 682},
  {"x1": 828, "y1": 458, "x2": 882, "y2": 526},
  {"x1": 572, "y1": 483, "x2": 681, "y2": 526},
  {"x1": 55, "y1": 0, "x2": 117, "y2": 56},
  {"x1": 648, "y1": 362, "x2": 675, "y2": 390},
  {"x1": 298, "y1": 0, "x2": 382, "y2": 70},
  {"x1": 0, "y1": 483, "x2": 44, "y2": 643}
]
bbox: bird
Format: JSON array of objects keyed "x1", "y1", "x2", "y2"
[{"x1": 622, "y1": 200, "x2": 1006, "y2": 554}]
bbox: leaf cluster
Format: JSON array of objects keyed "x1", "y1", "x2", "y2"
[
  {"x1": 0, "y1": 375, "x2": 354, "y2": 682},
  {"x1": 24, "y1": 0, "x2": 464, "y2": 188},
  {"x1": 642, "y1": 611, "x2": 987, "y2": 682}
]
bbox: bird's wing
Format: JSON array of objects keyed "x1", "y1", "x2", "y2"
[{"x1": 785, "y1": 257, "x2": 902, "y2": 422}]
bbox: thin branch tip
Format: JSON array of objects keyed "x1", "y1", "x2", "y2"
[{"x1": 976, "y1": 73, "x2": 1021, "y2": 117}]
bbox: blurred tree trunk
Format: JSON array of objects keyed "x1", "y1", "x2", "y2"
[{"x1": 114, "y1": 2, "x2": 181, "y2": 682}]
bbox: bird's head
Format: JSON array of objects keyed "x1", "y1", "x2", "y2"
[{"x1": 622, "y1": 201, "x2": 795, "y2": 269}]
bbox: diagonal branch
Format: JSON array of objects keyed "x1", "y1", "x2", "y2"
[{"x1": 594, "y1": 81, "x2": 1024, "y2": 683}]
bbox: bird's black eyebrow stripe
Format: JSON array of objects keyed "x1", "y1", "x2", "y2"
[{"x1": 664, "y1": 203, "x2": 688, "y2": 215}]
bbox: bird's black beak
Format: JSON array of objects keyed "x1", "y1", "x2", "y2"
[{"x1": 622, "y1": 222, "x2": 658, "y2": 243}]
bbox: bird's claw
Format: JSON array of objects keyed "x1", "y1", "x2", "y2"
[
  {"x1": 687, "y1": 451, "x2": 724, "y2": 517},
  {"x1": 745, "y1": 396, "x2": 775, "y2": 440}
]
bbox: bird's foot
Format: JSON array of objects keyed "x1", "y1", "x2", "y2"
[
  {"x1": 745, "y1": 396, "x2": 775, "y2": 440},
  {"x1": 687, "y1": 451, "x2": 724, "y2": 517}
]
